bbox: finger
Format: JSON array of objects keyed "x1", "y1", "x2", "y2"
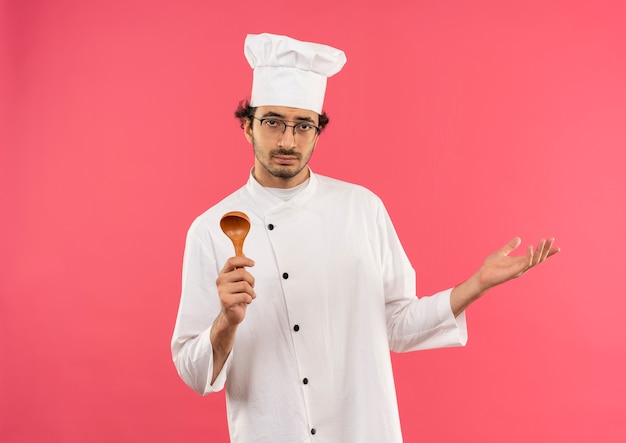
[
  {"x1": 236, "y1": 290, "x2": 255, "y2": 304},
  {"x1": 532, "y1": 238, "x2": 546, "y2": 266},
  {"x1": 230, "y1": 267, "x2": 256, "y2": 288},
  {"x1": 526, "y1": 244, "x2": 534, "y2": 268},
  {"x1": 540, "y1": 237, "x2": 555, "y2": 261},
  {"x1": 240, "y1": 290, "x2": 255, "y2": 305},
  {"x1": 221, "y1": 280, "x2": 256, "y2": 302},
  {"x1": 232, "y1": 279, "x2": 256, "y2": 298},
  {"x1": 222, "y1": 292, "x2": 255, "y2": 310},
  {"x1": 220, "y1": 256, "x2": 255, "y2": 274},
  {"x1": 500, "y1": 237, "x2": 522, "y2": 256},
  {"x1": 226, "y1": 290, "x2": 254, "y2": 304},
  {"x1": 546, "y1": 246, "x2": 561, "y2": 258},
  {"x1": 216, "y1": 267, "x2": 247, "y2": 285}
]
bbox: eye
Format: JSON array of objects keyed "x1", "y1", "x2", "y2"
[
  {"x1": 263, "y1": 119, "x2": 280, "y2": 127},
  {"x1": 296, "y1": 123, "x2": 313, "y2": 132}
]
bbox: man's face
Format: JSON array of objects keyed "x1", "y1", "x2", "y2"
[{"x1": 244, "y1": 106, "x2": 320, "y2": 189}]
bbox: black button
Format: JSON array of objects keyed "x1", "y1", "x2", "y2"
[
  {"x1": 311, "y1": 428, "x2": 316, "y2": 435},
  {"x1": 303, "y1": 378, "x2": 308, "y2": 384},
  {"x1": 282, "y1": 273, "x2": 289, "y2": 279},
  {"x1": 268, "y1": 224, "x2": 274, "y2": 230},
  {"x1": 293, "y1": 324, "x2": 300, "y2": 332}
]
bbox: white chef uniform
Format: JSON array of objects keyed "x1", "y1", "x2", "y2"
[{"x1": 172, "y1": 169, "x2": 468, "y2": 442}]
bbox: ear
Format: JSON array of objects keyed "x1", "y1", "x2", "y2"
[{"x1": 243, "y1": 118, "x2": 254, "y2": 144}]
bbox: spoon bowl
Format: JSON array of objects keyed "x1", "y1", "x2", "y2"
[{"x1": 220, "y1": 211, "x2": 251, "y2": 257}]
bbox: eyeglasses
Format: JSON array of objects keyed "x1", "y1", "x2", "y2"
[{"x1": 252, "y1": 117, "x2": 320, "y2": 143}]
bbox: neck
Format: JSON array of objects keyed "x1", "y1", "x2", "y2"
[{"x1": 252, "y1": 166, "x2": 311, "y2": 189}]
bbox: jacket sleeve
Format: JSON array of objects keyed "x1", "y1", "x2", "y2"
[
  {"x1": 171, "y1": 218, "x2": 231, "y2": 394},
  {"x1": 375, "y1": 199, "x2": 468, "y2": 352}
]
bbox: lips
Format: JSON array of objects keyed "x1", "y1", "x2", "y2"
[
  {"x1": 271, "y1": 150, "x2": 301, "y2": 165},
  {"x1": 274, "y1": 155, "x2": 297, "y2": 165}
]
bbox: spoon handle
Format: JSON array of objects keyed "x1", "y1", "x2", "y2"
[{"x1": 233, "y1": 241, "x2": 244, "y2": 257}]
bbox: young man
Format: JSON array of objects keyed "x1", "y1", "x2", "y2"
[{"x1": 171, "y1": 33, "x2": 559, "y2": 442}]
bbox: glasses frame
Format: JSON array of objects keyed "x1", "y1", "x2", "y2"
[{"x1": 252, "y1": 117, "x2": 321, "y2": 142}]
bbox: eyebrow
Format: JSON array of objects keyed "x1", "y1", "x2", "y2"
[{"x1": 259, "y1": 111, "x2": 317, "y2": 124}]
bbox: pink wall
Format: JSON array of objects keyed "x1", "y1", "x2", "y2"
[{"x1": 2, "y1": 0, "x2": 625, "y2": 441}]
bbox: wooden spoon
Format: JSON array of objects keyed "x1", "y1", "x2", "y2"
[{"x1": 220, "y1": 211, "x2": 251, "y2": 257}]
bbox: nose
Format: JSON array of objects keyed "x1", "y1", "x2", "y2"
[{"x1": 277, "y1": 126, "x2": 296, "y2": 148}]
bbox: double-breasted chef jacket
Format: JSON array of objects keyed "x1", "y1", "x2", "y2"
[{"x1": 172, "y1": 170, "x2": 468, "y2": 442}]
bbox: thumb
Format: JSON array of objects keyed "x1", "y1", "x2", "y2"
[{"x1": 499, "y1": 237, "x2": 522, "y2": 256}]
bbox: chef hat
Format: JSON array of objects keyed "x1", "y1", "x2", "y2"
[{"x1": 244, "y1": 33, "x2": 347, "y2": 114}]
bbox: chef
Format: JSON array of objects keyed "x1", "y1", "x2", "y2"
[{"x1": 171, "y1": 33, "x2": 559, "y2": 442}]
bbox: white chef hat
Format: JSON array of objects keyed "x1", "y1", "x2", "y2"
[{"x1": 244, "y1": 33, "x2": 347, "y2": 114}]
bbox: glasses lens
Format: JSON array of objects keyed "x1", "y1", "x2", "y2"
[
  {"x1": 294, "y1": 123, "x2": 317, "y2": 143},
  {"x1": 259, "y1": 119, "x2": 285, "y2": 134}
]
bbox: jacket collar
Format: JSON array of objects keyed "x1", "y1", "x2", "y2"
[{"x1": 246, "y1": 167, "x2": 319, "y2": 213}]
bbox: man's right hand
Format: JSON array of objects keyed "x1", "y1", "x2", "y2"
[{"x1": 215, "y1": 256, "x2": 256, "y2": 326}]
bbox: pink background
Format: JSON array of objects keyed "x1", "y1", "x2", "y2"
[{"x1": 2, "y1": 0, "x2": 625, "y2": 442}]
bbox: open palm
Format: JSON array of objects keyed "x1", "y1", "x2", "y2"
[{"x1": 478, "y1": 237, "x2": 560, "y2": 290}]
